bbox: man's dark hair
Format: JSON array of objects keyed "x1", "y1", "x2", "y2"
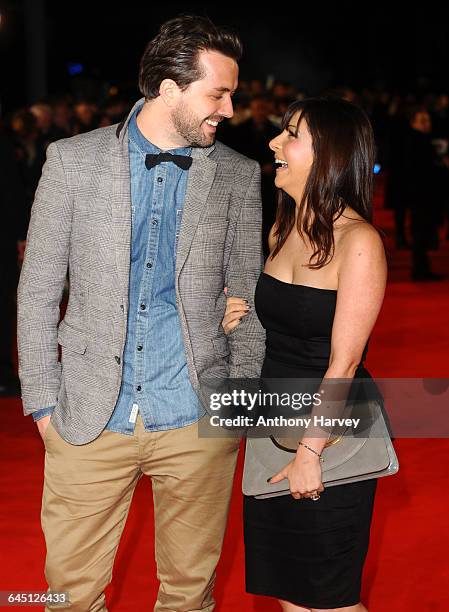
[{"x1": 139, "y1": 15, "x2": 243, "y2": 100}]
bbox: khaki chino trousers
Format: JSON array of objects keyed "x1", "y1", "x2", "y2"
[{"x1": 41, "y1": 412, "x2": 240, "y2": 611}]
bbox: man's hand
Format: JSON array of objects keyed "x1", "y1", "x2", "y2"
[{"x1": 36, "y1": 415, "x2": 51, "y2": 441}]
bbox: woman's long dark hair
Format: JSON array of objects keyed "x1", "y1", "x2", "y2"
[{"x1": 271, "y1": 96, "x2": 376, "y2": 268}]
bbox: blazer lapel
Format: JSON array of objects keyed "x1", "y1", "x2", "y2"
[
  {"x1": 111, "y1": 138, "x2": 132, "y2": 297},
  {"x1": 111, "y1": 99, "x2": 143, "y2": 297},
  {"x1": 111, "y1": 98, "x2": 218, "y2": 294},
  {"x1": 175, "y1": 147, "x2": 217, "y2": 277}
]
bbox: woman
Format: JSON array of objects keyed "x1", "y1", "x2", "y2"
[{"x1": 222, "y1": 97, "x2": 387, "y2": 611}]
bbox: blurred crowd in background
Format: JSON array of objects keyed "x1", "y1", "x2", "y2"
[{"x1": 1, "y1": 78, "x2": 449, "y2": 393}]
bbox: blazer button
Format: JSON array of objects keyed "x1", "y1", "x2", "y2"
[{"x1": 115, "y1": 356, "x2": 121, "y2": 364}]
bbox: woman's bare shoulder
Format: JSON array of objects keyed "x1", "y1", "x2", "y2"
[
  {"x1": 335, "y1": 208, "x2": 382, "y2": 246},
  {"x1": 336, "y1": 218, "x2": 386, "y2": 283}
]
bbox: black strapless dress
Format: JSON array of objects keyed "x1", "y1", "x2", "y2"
[{"x1": 244, "y1": 272, "x2": 377, "y2": 609}]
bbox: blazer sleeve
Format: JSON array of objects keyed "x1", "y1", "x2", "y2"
[
  {"x1": 17, "y1": 142, "x2": 72, "y2": 416},
  {"x1": 225, "y1": 162, "x2": 266, "y2": 379}
]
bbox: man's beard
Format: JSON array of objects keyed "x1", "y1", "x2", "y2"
[{"x1": 171, "y1": 100, "x2": 216, "y2": 148}]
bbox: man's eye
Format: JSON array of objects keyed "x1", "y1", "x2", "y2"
[{"x1": 212, "y1": 95, "x2": 223, "y2": 100}]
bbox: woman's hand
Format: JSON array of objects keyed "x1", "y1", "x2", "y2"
[
  {"x1": 221, "y1": 287, "x2": 250, "y2": 335},
  {"x1": 268, "y1": 447, "x2": 325, "y2": 500}
]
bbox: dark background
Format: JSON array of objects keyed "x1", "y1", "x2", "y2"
[{"x1": 2, "y1": 1, "x2": 449, "y2": 113}]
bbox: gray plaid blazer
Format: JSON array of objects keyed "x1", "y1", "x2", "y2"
[{"x1": 17, "y1": 99, "x2": 266, "y2": 444}]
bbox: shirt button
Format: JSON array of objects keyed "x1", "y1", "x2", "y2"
[
  {"x1": 157, "y1": 177, "x2": 163, "y2": 183},
  {"x1": 115, "y1": 356, "x2": 121, "y2": 364},
  {"x1": 137, "y1": 345, "x2": 143, "y2": 351},
  {"x1": 120, "y1": 304, "x2": 124, "y2": 311},
  {"x1": 146, "y1": 262, "x2": 153, "y2": 268},
  {"x1": 140, "y1": 303, "x2": 146, "y2": 310},
  {"x1": 136, "y1": 385, "x2": 142, "y2": 391}
]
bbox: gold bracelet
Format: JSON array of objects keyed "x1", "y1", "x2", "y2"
[{"x1": 298, "y1": 441, "x2": 324, "y2": 462}]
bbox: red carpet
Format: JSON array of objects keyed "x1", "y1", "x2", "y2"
[{"x1": 1, "y1": 176, "x2": 449, "y2": 610}]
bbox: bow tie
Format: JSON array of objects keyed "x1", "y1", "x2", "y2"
[{"x1": 145, "y1": 152, "x2": 192, "y2": 171}]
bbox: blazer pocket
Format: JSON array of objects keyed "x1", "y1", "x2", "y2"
[{"x1": 57, "y1": 320, "x2": 88, "y2": 355}]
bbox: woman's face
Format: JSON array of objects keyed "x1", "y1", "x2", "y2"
[{"x1": 269, "y1": 111, "x2": 314, "y2": 200}]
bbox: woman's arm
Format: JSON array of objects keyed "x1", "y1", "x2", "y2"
[{"x1": 327, "y1": 224, "x2": 387, "y2": 378}]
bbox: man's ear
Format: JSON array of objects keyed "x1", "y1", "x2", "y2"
[{"x1": 159, "y1": 79, "x2": 181, "y2": 108}]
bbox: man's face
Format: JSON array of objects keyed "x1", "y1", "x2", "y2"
[
  {"x1": 171, "y1": 50, "x2": 238, "y2": 147},
  {"x1": 31, "y1": 107, "x2": 52, "y2": 131},
  {"x1": 75, "y1": 103, "x2": 95, "y2": 125},
  {"x1": 250, "y1": 99, "x2": 269, "y2": 124},
  {"x1": 411, "y1": 111, "x2": 431, "y2": 134}
]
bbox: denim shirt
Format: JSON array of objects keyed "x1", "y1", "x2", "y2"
[{"x1": 33, "y1": 104, "x2": 204, "y2": 432}]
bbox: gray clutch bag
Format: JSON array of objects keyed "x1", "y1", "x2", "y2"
[{"x1": 242, "y1": 398, "x2": 399, "y2": 499}]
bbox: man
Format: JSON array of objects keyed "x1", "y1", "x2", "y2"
[
  {"x1": 221, "y1": 94, "x2": 279, "y2": 258},
  {"x1": 0, "y1": 133, "x2": 27, "y2": 395},
  {"x1": 403, "y1": 106, "x2": 443, "y2": 280},
  {"x1": 17, "y1": 15, "x2": 265, "y2": 612}
]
